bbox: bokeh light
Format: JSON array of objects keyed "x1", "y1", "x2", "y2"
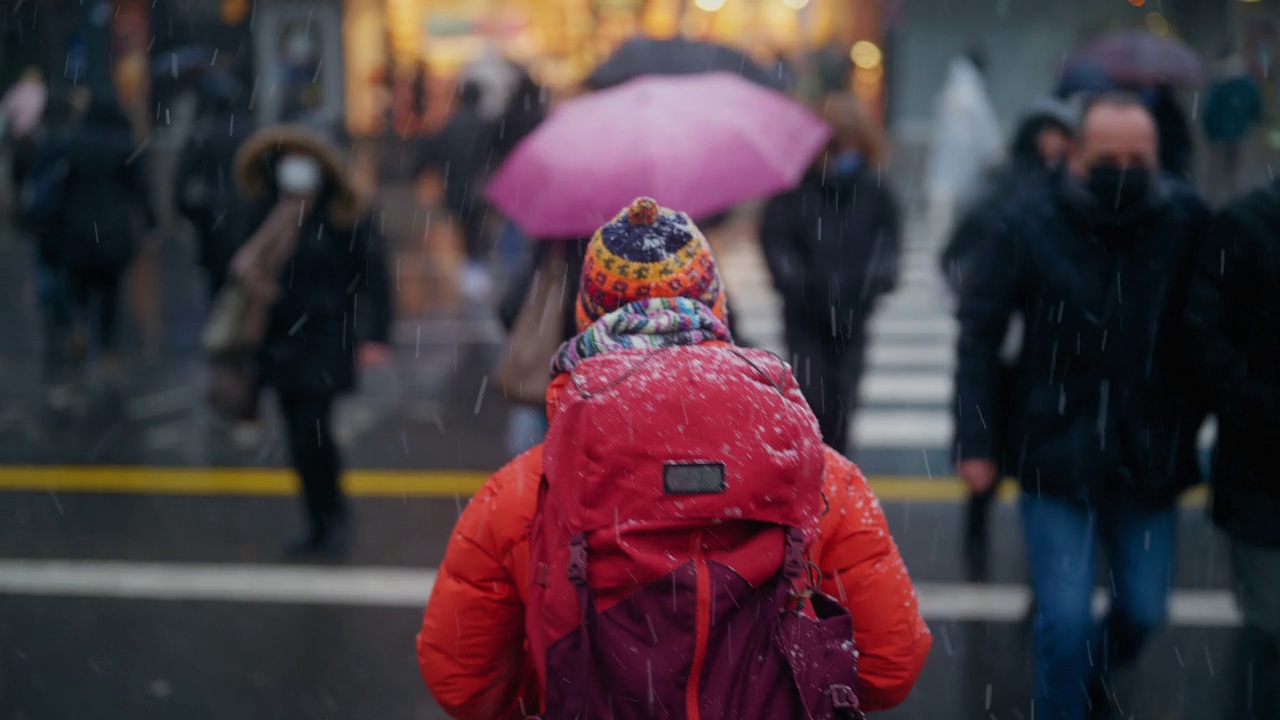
[{"x1": 851, "y1": 40, "x2": 883, "y2": 70}]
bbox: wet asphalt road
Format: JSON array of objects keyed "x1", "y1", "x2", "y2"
[{"x1": 0, "y1": 218, "x2": 1243, "y2": 720}]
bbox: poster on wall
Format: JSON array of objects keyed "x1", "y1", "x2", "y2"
[
  {"x1": 277, "y1": 16, "x2": 326, "y2": 120},
  {"x1": 256, "y1": 3, "x2": 344, "y2": 129}
]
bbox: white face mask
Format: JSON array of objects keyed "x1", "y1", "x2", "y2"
[{"x1": 276, "y1": 154, "x2": 322, "y2": 196}]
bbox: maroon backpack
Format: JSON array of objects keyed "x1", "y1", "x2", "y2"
[{"x1": 527, "y1": 345, "x2": 864, "y2": 720}]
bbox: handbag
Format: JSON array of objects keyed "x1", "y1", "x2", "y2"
[
  {"x1": 493, "y1": 244, "x2": 571, "y2": 407},
  {"x1": 201, "y1": 285, "x2": 251, "y2": 358}
]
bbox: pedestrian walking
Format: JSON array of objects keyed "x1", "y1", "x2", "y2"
[
  {"x1": 176, "y1": 72, "x2": 255, "y2": 300},
  {"x1": 1201, "y1": 52, "x2": 1261, "y2": 201},
  {"x1": 761, "y1": 93, "x2": 901, "y2": 455},
  {"x1": 953, "y1": 93, "x2": 1209, "y2": 720},
  {"x1": 940, "y1": 96, "x2": 1075, "y2": 577},
  {"x1": 416, "y1": 80, "x2": 496, "y2": 303},
  {"x1": 51, "y1": 94, "x2": 156, "y2": 390},
  {"x1": 231, "y1": 125, "x2": 393, "y2": 557},
  {"x1": 925, "y1": 49, "x2": 1003, "y2": 244},
  {"x1": 418, "y1": 198, "x2": 930, "y2": 720},
  {"x1": 1184, "y1": 180, "x2": 1280, "y2": 720}
]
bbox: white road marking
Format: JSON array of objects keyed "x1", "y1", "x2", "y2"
[
  {"x1": 0, "y1": 561, "x2": 1239, "y2": 626},
  {"x1": 862, "y1": 374, "x2": 951, "y2": 404}
]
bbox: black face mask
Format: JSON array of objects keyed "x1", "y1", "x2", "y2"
[{"x1": 1087, "y1": 164, "x2": 1153, "y2": 214}]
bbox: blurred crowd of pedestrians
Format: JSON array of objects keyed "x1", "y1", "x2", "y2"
[{"x1": 1, "y1": 24, "x2": 1278, "y2": 720}]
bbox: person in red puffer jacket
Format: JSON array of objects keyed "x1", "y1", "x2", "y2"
[{"x1": 417, "y1": 198, "x2": 931, "y2": 719}]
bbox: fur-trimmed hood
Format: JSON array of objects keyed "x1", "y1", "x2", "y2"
[{"x1": 233, "y1": 124, "x2": 366, "y2": 229}]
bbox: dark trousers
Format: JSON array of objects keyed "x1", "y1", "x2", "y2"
[
  {"x1": 33, "y1": 254, "x2": 74, "y2": 382},
  {"x1": 278, "y1": 392, "x2": 346, "y2": 534},
  {"x1": 454, "y1": 202, "x2": 490, "y2": 262},
  {"x1": 785, "y1": 312, "x2": 870, "y2": 454},
  {"x1": 67, "y1": 264, "x2": 124, "y2": 352}
]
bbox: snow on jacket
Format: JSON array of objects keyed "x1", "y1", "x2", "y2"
[{"x1": 417, "y1": 368, "x2": 932, "y2": 719}]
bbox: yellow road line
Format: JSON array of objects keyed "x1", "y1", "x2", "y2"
[{"x1": 0, "y1": 466, "x2": 1209, "y2": 506}]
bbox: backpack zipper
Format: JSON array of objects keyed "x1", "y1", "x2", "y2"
[{"x1": 686, "y1": 530, "x2": 710, "y2": 720}]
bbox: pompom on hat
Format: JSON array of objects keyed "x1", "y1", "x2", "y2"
[{"x1": 576, "y1": 197, "x2": 728, "y2": 331}]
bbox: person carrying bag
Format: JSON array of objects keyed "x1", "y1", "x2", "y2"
[
  {"x1": 493, "y1": 242, "x2": 572, "y2": 407},
  {"x1": 202, "y1": 198, "x2": 304, "y2": 421}
]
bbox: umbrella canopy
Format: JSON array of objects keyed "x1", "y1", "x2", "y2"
[
  {"x1": 586, "y1": 36, "x2": 789, "y2": 92},
  {"x1": 1069, "y1": 30, "x2": 1204, "y2": 87},
  {"x1": 1054, "y1": 59, "x2": 1117, "y2": 99},
  {"x1": 486, "y1": 73, "x2": 829, "y2": 239},
  {"x1": 150, "y1": 45, "x2": 219, "y2": 81}
]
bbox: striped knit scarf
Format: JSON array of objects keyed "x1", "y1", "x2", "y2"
[{"x1": 551, "y1": 297, "x2": 733, "y2": 375}]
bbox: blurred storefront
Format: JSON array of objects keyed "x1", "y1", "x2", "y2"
[{"x1": 340, "y1": 0, "x2": 890, "y2": 137}]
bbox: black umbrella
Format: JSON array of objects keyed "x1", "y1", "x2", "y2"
[{"x1": 586, "y1": 36, "x2": 790, "y2": 92}]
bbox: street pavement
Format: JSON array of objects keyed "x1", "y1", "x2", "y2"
[{"x1": 0, "y1": 211, "x2": 1238, "y2": 720}]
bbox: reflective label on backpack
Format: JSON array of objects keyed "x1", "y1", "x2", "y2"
[{"x1": 662, "y1": 462, "x2": 726, "y2": 495}]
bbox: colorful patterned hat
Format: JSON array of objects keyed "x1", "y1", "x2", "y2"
[{"x1": 576, "y1": 197, "x2": 728, "y2": 331}]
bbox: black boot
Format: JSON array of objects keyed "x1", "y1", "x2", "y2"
[{"x1": 285, "y1": 511, "x2": 351, "y2": 560}]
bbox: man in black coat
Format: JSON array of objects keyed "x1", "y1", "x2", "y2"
[
  {"x1": 953, "y1": 93, "x2": 1209, "y2": 720},
  {"x1": 1184, "y1": 182, "x2": 1280, "y2": 720}
]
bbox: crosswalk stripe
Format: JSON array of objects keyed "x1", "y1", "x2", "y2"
[{"x1": 0, "y1": 560, "x2": 1239, "y2": 626}]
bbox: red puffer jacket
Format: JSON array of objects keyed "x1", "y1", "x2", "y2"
[{"x1": 417, "y1": 373, "x2": 932, "y2": 719}]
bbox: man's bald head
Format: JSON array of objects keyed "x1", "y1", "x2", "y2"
[{"x1": 1069, "y1": 93, "x2": 1159, "y2": 177}]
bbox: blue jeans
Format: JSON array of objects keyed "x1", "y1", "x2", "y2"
[{"x1": 1020, "y1": 494, "x2": 1178, "y2": 720}]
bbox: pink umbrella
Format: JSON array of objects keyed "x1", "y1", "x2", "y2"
[{"x1": 485, "y1": 72, "x2": 831, "y2": 239}]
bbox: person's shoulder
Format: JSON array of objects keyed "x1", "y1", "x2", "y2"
[
  {"x1": 1218, "y1": 181, "x2": 1280, "y2": 230},
  {"x1": 819, "y1": 447, "x2": 874, "y2": 510},
  {"x1": 1162, "y1": 175, "x2": 1207, "y2": 205},
  {"x1": 993, "y1": 178, "x2": 1059, "y2": 230},
  {"x1": 478, "y1": 444, "x2": 544, "y2": 532},
  {"x1": 856, "y1": 166, "x2": 898, "y2": 200},
  {"x1": 448, "y1": 445, "x2": 543, "y2": 559},
  {"x1": 1157, "y1": 177, "x2": 1211, "y2": 224}
]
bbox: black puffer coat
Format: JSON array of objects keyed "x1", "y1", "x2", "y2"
[
  {"x1": 761, "y1": 164, "x2": 901, "y2": 334},
  {"x1": 954, "y1": 175, "x2": 1210, "y2": 508},
  {"x1": 54, "y1": 98, "x2": 155, "y2": 270},
  {"x1": 1184, "y1": 182, "x2": 1280, "y2": 546},
  {"x1": 235, "y1": 126, "x2": 393, "y2": 398}
]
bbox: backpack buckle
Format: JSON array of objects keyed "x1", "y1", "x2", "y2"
[
  {"x1": 783, "y1": 527, "x2": 806, "y2": 579},
  {"x1": 567, "y1": 534, "x2": 588, "y2": 586},
  {"x1": 830, "y1": 684, "x2": 860, "y2": 711}
]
